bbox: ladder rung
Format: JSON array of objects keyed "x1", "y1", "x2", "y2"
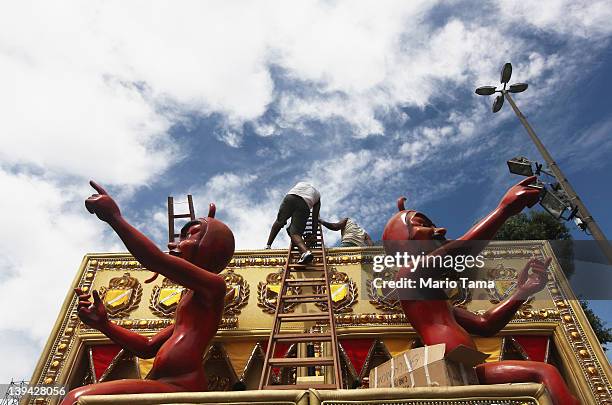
[
  {"x1": 289, "y1": 263, "x2": 325, "y2": 267},
  {"x1": 263, "y1": 383, "x2": 337, "y2": 390},
  {"x1": 278, "y1": 313, "x2": 330, "y2": 322},
  {"x1": 268, "y1": 357, "x2": 334, "y2": 367},
  {"x1": 288, "y1": 264, "x2": 325, "y2": 270},
  {"x1": 173, "y1": 213, "x2": 192, "y2": 219},
  {"x1": 274, "y1": 332, "x2": 332, "y2": 343},
  {"x1": 285, "y1": 278, "x2": 326, "y2": 286},
  {"x1": 288, "y1": 269, "x2": 324, "y2": 273},
  {"x1": 287, "y1": 277, "x2": 326, "y2": 282},
  {"x1": 282, "y1": 294, "x2": 327, "y2": 303}
]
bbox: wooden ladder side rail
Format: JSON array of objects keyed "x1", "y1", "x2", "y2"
[
  {"x1": 318, "y1": 224, "x2": 343, "y2": 388},
  {"x1": 167, "y1": 195, "x2": 196, "y2": 243},
  {"x1": 258, "y1": 238, "x2": 295, "y2": 389}
]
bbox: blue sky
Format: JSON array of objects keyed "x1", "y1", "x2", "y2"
[{"x1": 1, "y1": 0, "x2": 611, "y2": 381}]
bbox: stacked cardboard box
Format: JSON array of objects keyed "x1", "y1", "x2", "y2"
[{"x1": 369, "y1": 343, "x2": 489, "y2": 388}]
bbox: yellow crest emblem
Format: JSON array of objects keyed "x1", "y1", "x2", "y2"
[
  {"x1": 314, "y1": 267, "x2": 357, "y2": 313},
  {"x1": 366, "y1": 267, "x2": 402, "y2": 313},
  {"x1": 257, "y1": 268, "x2": 301, "y2": 314},
  {"x1": 149, "y1": 277, "x2": 185, "y2": 318},
  {"x1": 99, "y1": 273, "x2": 142, "y2": 317}
]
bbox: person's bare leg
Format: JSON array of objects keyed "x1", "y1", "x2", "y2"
[
  {"x1": 60, "y1": 379, "x2": 184, "y2": 405},
  {"x1": 290, "y1": 234, "x2": 308, "y2": 253},
  {"x1": 292, "y1": 234, "x2": 313, "y2": 264},
  {"x1": 266, "y1": 220, "x2": 284, "y2": 247}
]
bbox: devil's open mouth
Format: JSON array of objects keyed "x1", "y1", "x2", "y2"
[
  {"x1": 432, "y1": 233, "x2": 446, "y2": 241},
  {"x1": 169, "y1": 249, "x2": 181, "y2": 257}
]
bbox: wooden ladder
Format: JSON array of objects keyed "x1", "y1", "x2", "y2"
[
  {"x1": 167, "y1": 195, "x2": 195, "y2": 243},
  {"x1": 259, "y1": 216, "x2": 343, "y2": 390}
]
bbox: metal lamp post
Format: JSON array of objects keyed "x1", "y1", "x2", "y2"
[{"x1": 476, "y1": 62, "x2": 612, "y2": 264}]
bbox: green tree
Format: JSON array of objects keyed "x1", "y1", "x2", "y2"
[
  {"x1": 494, "y1": 210, "x2": 612, "y2": 349},
  {"x1": 494, "y1": 211, "x2": 571, "y2": 241},
  {"x1": 580, "y1": 300, "x2": 612, "y2": 348}
]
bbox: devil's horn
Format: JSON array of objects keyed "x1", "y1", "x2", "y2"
[
  {"x1": 208, "y1": 203, "x2": 216, "y2": 218},
  {"x1": 144, "y1": 272, "x2": 159, "y2": 284},
  {"x1": 397, "y1": 197, "x2": 407, "y2": 211}
]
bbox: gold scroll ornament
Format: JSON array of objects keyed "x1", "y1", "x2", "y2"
[{"x1": 222, "y1": 269, "x2": 250, "y2": 316}]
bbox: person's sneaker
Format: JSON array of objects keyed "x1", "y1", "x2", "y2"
[{"x1": 297, "y1": 251, "x2": 314, "y2": 264}]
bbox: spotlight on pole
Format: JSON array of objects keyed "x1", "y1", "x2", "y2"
[
  {"x1": 500, "y1": 62, "x2": 512, "y2": 84},
  {"x1": 509, "y1": 83, "x2": 528, "y2": 93},
  {"x1": 507, "y1": 156, "x2": 534, "y2": 177},
  {"x1": 540, "y1": 189, "x2": 571, "y2": 220},
  {"x1": 475, "y1": 86, "x2": 497, "y2": 96},
  {"x1": 492, "y1": 95, "x2": 504, "y2": 113}
]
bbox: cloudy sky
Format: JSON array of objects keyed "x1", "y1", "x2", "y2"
[{"x1": 1, "y1": 0, "x2": 612, "y2": 381}]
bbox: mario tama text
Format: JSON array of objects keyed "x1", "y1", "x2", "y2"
[{"x1": 371, "y1": 276, "x2": 494, "y2": 290}]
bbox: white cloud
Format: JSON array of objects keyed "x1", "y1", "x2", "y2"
[
  {"x1": 2, "y1": 0, "x2": 605, "y2": 155},
  {"x1": 190, "y1": 173, "x2": 283, "y2": 249},
  {"x1": 498, "y1": 0, "x2": 612, "y2": 38},
  {"x1": 562, "y1": 116, "x2": 612, "y2": 171},
  {"x1": 190, "y1": 151, "x2": 403, "y2": 249},
  {"x1": 0, "y1": 169, "x2": 120, "y2": 380},
  {"x1": 215, "y1": 129, "x2": 242, "y2": 148}
]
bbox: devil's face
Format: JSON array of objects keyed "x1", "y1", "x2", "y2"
[
  {"x1": 168, "y1": 217, "x2": 235, "y2": 274},
  {"x1": 382, "y1": 201, "x2": 448, "y2": 255},
  {"x1": 404, "y1": 211, "x2": 447, "y2": 241},
  {"x1": 168, "y1": 219, "x2": 208, "y2": 264}
]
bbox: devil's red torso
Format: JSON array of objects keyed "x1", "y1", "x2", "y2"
[{"x1": 147, "y1": 289, "x2": 223, "y2": 390}]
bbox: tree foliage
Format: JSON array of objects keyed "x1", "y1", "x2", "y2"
[
  {"x1": 494, "y1": 211, "x2": 571, "y2": 241},
  {"x1": 580, "y1": 300, "x2": 612, "y2": 347}
]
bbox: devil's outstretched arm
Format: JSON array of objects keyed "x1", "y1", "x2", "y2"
[
  {"x1": 453, "y1": 257, "x2": 551, "y2": 336},
  {"x1": 107, "y1": 215, "x2": 225, "y2": 298},
  {"x1": 453, "y1": 299, "x2": 526, "y2": 336},
  {"x1": 85, "y1": 181, "x2": 226, "y2": 299}
]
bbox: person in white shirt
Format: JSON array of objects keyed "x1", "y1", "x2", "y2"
[
  {"x1": 320, "y1": 217, "x2": 374, "y2": 247},
  {"x1": 266, "y1": 182, "x2": 321, "y2": 264}
]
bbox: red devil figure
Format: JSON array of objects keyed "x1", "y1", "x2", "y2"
[
  {"x1": 382, "y1": 176, "x2": 579, "y2": 405},
  {"x1": 62, "y1": 181, "x2": 234, "y2": 404}
]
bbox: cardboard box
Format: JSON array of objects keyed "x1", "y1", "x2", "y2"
[{"x1": 369, "y1": 343, "x2": 489, "y2": 388}]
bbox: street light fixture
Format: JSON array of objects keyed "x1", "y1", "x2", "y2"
[
  {"x1": 492, "y1": 95, "x2": 504, "y2": 113},
  {"x1": 507, "y1": 156, "x2": 534, "y2": 177},
  {"x1": 509, "y1": 83, "x2": 528, "y2": 93},
  {"x1": 500, "y1": 62, "x2": 512, "y2": 84},
  {"x1": 507, "y1": 156, "x2": 580, "y2": 222},
  {"x1": 475, "y1": 86, "x2": 496, "y2": 96},
  {"x1": 540, "y1": 189, "x2": 572, "y2": 220},
  {"x1": 474, "y1": 63, "x2": 528, "y2": 114},
  {"x1": 477, "y1": 62, "x2": 612, "y2": 264}
]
